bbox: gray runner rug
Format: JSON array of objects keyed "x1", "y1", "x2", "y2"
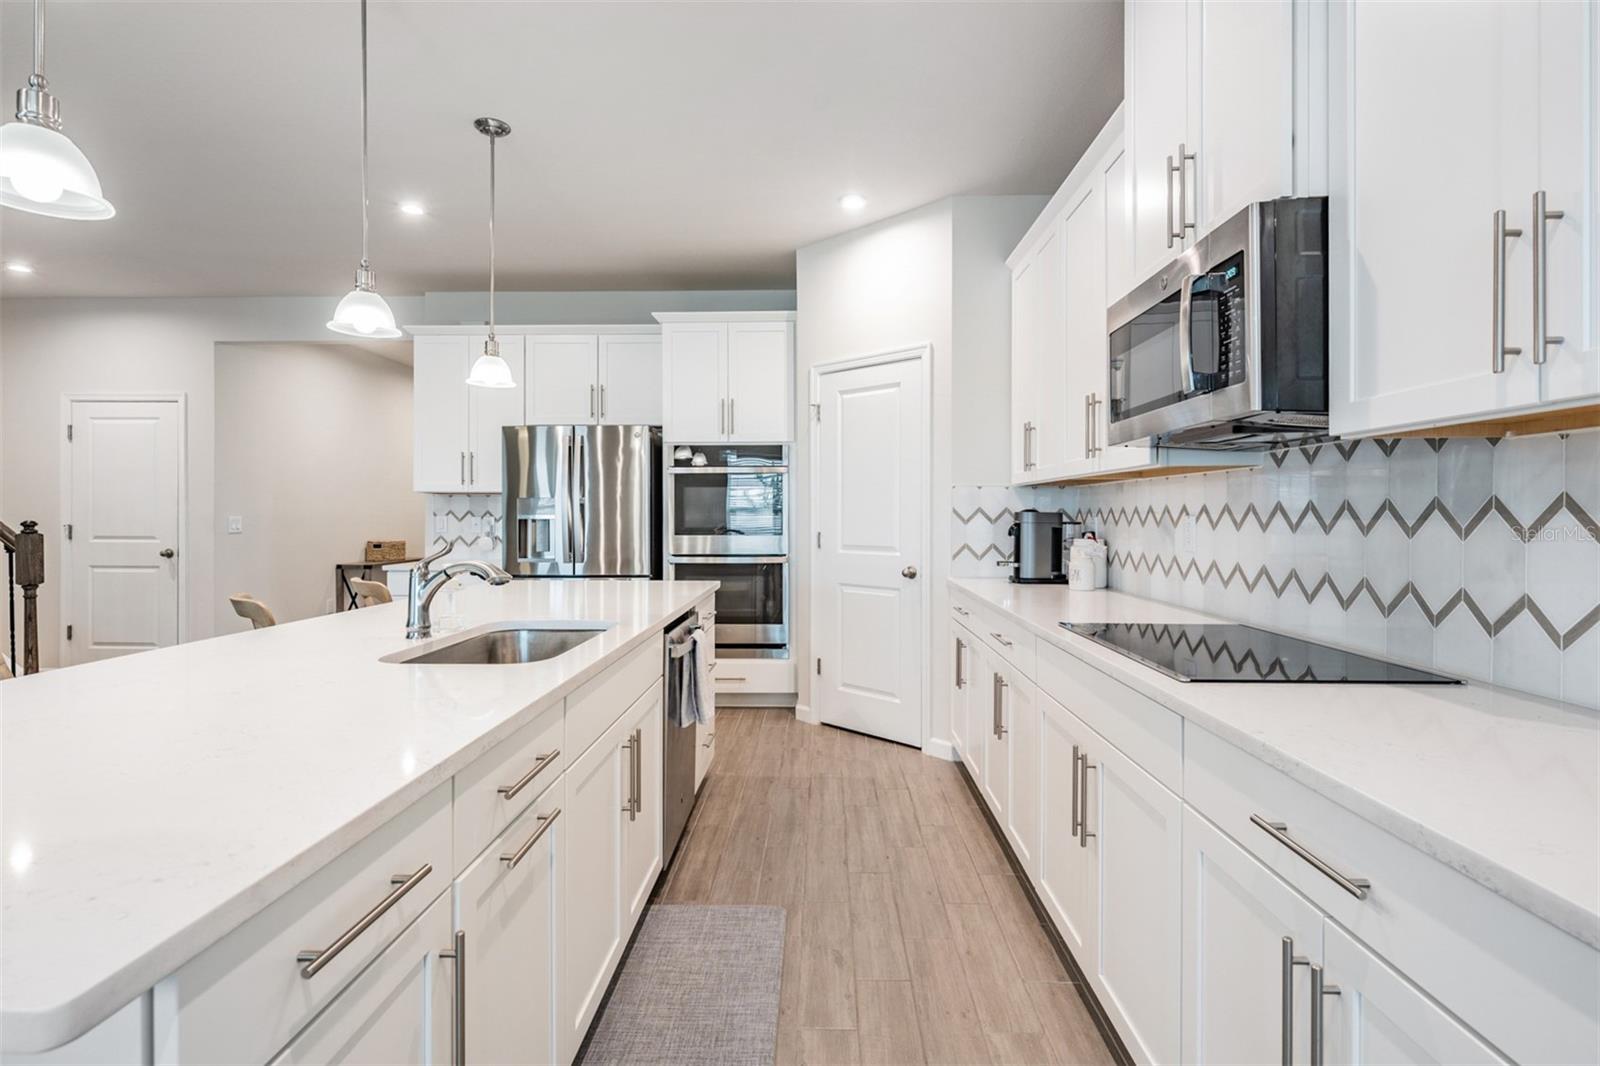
[{"x1": 580, "y1": 904, "x2": 786, "y2": 1066}]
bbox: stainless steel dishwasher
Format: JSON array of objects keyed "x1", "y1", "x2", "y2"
[{"x1": 662, "y1": 611, "x2": 702, "y2": 864}]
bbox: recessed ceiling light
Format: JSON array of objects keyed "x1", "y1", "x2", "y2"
[
  {"x1": 5, "y1": 261, "x2": 35, "y2": 274},
  {"x1": 399, "y1": 201, "x2": 427, "y2": 216},
  {"x1": 839, "y1": 193, "x2": 867, "y2": 212}
]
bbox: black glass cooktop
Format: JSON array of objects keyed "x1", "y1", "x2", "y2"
[{"x1": 1060, "y1": 622, "x2": 1461, "y2": 684}]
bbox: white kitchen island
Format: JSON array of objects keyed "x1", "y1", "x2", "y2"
[{"x1": 0, "y1": 578, "x2": 717, "y2": 1063}]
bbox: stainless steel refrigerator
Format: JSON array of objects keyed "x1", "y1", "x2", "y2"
[{"x1": 502, "y1": 425, "x2": 662, "y2": 578}]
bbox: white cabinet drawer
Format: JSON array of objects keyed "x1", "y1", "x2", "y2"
[
  {"x1": 1036, "y1": 638, "x2": 1181, "y2": 792},
  {"x1": 565, "y1": 639, "x2": 661, "y2": 763},
  {"x1": 453, "y1": 699, "x2": 564, "y2": 873},
  {"x1": 707, "y1": 656, "x2": 794, "y2": 696},
  {"x1": 1185, "y1": 726, "x2": 1600, "y2": 1065},
  {"x1": 152, "y1": 782, "x2": 452, "y2": 1065},
  {"x1": 953, "y1": 598, "x2": 1037, "y2": 680}
]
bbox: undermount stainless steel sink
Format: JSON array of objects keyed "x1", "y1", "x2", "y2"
[{"x1": 387, "y1": 625, "x2": 608, "y2": 665}]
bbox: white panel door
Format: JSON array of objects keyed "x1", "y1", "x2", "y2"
[
  {"x1": 1181, "y1": 808, "x2": 1324, "y2": 1066},
  {"x1": 526, "y1": 335, "x2": 598, "y2": 426},
  {"x1": 1321, "y1": 922, "x2": 1509, "y2": 1066},
  {"x1": 1127, "y1": 0, "x2": 1194, "y2": 281},
  {"x1": 1537, "y1": 0, "x2": 1599, "y2": 405},
  {"x1": 1003, "y1": 670, "x2": 1040, "y2": 879},
  {"x1": 1010, "y1": 257, "x2": 1039, "y2": 483},
  {"x1": 413, "y1": 335, "x2": 470, "y2": 492},
  {"x1": 664, "y1": 323, "x2": 726, "y2": 442},
  {"x1": 468, "y1": 334, "x2": 525, "y2": 495},
  {"x1": 455, "y1": 787, "x2": 563, "y2": 1066},
  {"x1": 1330, "y1": 0, "x2": 1541, "y2": 435},
  {"x1": 1088, "y1": 737, "x2": 1183, "y2": 1064},
  {"x1": 727, "y1": 321, "x2": 794, "y2": 442},
  {"x1": 1196, "y1": 0, "x2": 1297, "y2": 232},
  {"x1": 66, "y1": 399, "x2": 182, "y2": 664},
  {"x1": 1037, "y1": 692, "x2": 1095, "y2": 965},
  {"x1": 562, "y1": 714, "x2": 624, "y2": 1052},
  {"x1": 598, "y1": 334, "x2": 664, "y2": 425},
  {"x1": 268, "y1": 892, "x2": 451, "y2": 1065},
  {"x1": 1031, "y1": 222, "x2": 1074, "y2": 477},
  {"x1": 815, "y1": 354, "x2": 926, "y2": 746},
  {"x1": 620, "y1": 683, "x2": 663, "y2": 928},
  {"x1": 1062, "y1": 180, "x2": 1104, "y2": 473}
]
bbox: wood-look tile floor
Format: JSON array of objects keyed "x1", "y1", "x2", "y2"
[{"x1": 655, "y1": 708, "x2": 1117, "y2": 1066}]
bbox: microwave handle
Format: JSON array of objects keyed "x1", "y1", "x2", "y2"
[{"x1": 1177, "y1": 273, "x2": 1196, "y2": 394}]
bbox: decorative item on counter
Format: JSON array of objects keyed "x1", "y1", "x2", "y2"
[
  {"x1": 1068, "y1": 532, "x2": 1108, "y2": 589},
  {"x1": 364, "y1": 539, "x2": 406, "y2": 563},
  {"x1": 690, "y1": 451, "x2": 709, "y2": 466}
]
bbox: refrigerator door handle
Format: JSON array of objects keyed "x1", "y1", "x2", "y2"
[
  {"x1": 575, "y1": 432, "x2": 589, "y2": 564},
  {"x1": 565, "y1": 433, "x2": 577, "y2": 565}
]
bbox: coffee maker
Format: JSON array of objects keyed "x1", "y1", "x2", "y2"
[{"x1": 1007, "y1": 509, "x2": 1071, "y2": 584}]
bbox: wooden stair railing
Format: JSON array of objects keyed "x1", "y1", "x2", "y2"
[{"x1": 1, "y1": 519, "x2": 44, "y2": 676}]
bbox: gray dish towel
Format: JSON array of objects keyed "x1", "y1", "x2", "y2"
[{"x1": 670, "y1": 627, "x2": 711, "y2": 727}]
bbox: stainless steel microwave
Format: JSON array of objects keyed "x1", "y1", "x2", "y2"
[{"x1": 1106, "y1": 197, "x2": 1329, "y2": 450}]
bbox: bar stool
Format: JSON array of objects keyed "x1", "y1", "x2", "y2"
[
  {"x1": 229, "y1": 594, "x2": 277, "y2": 630},
  {"x1": 348, "y1": 578, "x2": 393, "y2": 607}
]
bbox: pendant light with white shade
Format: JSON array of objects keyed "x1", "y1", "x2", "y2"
[
  {"x1": 327, "y1": 0, "x2": 401, "y2": 339},
  {"x1": 0, "y1": 0, "x2": 115, "y2": 220},
  {"x1": 466, "y1": 117, "x2": 515, "y2": 389}
]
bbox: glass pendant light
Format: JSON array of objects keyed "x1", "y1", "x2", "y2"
[
  {"x1": 327, "y1": 0, "x2": 400, "y2": 339},
  {"x1": 466, "y1": 117, "x2": 515, "y2": 389},
  {"x1": 0, "y1": 0, "x2": 115, "y2": 220}
]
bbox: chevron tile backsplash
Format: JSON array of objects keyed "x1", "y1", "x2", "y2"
[
  {"x1": 956, "y1": 429, "x2": 1600, "y2": 709},
  {"x1": 425, "y1": 495, "x2": 503, "y2": 564}
]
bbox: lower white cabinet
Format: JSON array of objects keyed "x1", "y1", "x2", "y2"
[
  {"x1": 949, "y1": 623, "x2": 973, "y2": 763},
  {"x1": 1002, "y1": 670, "x2": 1041, "y2": 880},
  {"x1": 978, "y1": 647, "x2": 1008, "y2": 818},
  {"x1": 454, "y1": 784, "x2": 565, "y2": 1066},
  {"x1": 621, "y1": 684, "x2": 664, "y2": 928},
  {"x1": 1036, "y1": 692, "x2": 1096, "y2": 969},
  {"x1": 268, "y1": 891, "x2": 452, "y2": 1065},
  {"x1": 1084, "y1": 725, "x2": 1183, "y2": 1065},
  {"x1": 1181, "y1": 808, "x2": 1323, "y2": 1066}
]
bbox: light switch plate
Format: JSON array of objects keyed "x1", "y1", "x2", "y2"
[
  {"x1": 433, "y1": 514, "x2": 448, "y2": 534},
  {"x1": 227, "y1": 515, "x2": 244, "y2": 535}
]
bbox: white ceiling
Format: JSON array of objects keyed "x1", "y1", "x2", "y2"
[{"x1": 0, "y1": 1, "x2": 1123, "y2": 298}]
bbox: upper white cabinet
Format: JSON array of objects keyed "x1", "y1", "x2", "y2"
[
  {"x1": 656, "y1": 313, "x2": 796, "y2": 443},
  {"x1": 527, "y1": 332, "x2": 664, "y2": 426},
  {"x1": 1126, "y1": 0, "x2": 1315, "y2": 287},
  {"x1": 413, "y1": 334, "x2": 526, "y2": 494},
  {"x1": 1330, "y1": 0, "x2": 1597, "y2": 436}
]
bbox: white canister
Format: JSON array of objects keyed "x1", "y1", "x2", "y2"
[{"x1": 1068, "y1": 537, "x2": 1108, "y2": 589}]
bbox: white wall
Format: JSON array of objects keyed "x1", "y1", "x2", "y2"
[
  {"x1": 214, "y1": 343, "x2": 422, "y2": 632},
  {"x1": 792, "y1": 196, "x2": 1042, "y2": 750}
]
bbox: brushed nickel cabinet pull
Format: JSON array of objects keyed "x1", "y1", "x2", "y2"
[
  {"x1": 460, "y1": 451, "x2": 467, "y2": 486},
  {"x1": 622, "y1": 733, "x2": 636, "y2": 816},
  {"x1": 501, "y1": 807, "x2": 561, "y2": 869},
  {"x1": 297, "y1": 862, "x2": 432, "y2": 978},
  {"x1": 729, "y1": 398, "x2": 736, "y2": 436},
  {"x1": 1493, "y1": 209, "x2": 1525, "y2": 372},
  {"x1": 498, "y1": 749, "x2": 560, "y2": 802},
  {"x1": 632, "y1": 728, "x2": 643, "y2": 817},
  {"x1": 1281, "y1": 936, "x2": 1311, "y2": 1065},
  {"x1": 994, "y1": 675, "x2": 1008, "y2": 738},
  {"x1": 438, "y1": 929, "x2": 466, "y2": 1066},
  {"x1": 1252, "y1": 814, "x2": 1371, "y2": 899},
  {"x1": 1078, "y1": 757, "x2": 1096, "y2": 847},
  {"x1": 1176, "y1": 143, "x2": 1196, "y2": 239},
  {"x1": 719, "y1": 398, "x2": 726, "y2": 435},
  {"x1": 990, "y1": 631, "x2": 1013, "y2": 648},
  {"x1": 1532, "y1": 190, "x2": 1565, "y2": 364},
  {"x1": 590, "y1": 384, "x2": 597, "y2": 419},
  {"x1": 955, "y1": 637, "x2": 967, "y2": 689},
  {"x1": 1166, "y1": 153, "x2": 1179, "y2": 247},
  {"x1": 600, "y1": 383, "x2": 607, "y2": 419},
  {"x1": 1310, "y1": 963, "x2": 1340, "y2": 1066},
  {"x1": 1071, "y1": 744, "x2": 1081, "y2": 838}
]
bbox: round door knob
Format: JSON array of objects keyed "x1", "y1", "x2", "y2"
[
  {"x1": 901, "y1": 565, "x2": 918, "y2": 579},
  {"x1": 159, "y1": 548, "x2": 176, "y2": 559}
]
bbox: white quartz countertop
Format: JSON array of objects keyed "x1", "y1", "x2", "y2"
[
  {"x1": 0, "y1": 578, "x2": 717, "y2": 1053},
  {"x1": 950, "y1": 578, "x2": 1600, "y2": 952}
]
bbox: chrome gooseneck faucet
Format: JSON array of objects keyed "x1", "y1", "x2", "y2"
[{"x1": 406, "y1": 544, "x2": 511, "y2": 639}]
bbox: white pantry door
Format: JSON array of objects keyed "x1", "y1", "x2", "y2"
[
  {"x1": 66, "y1": 399, "x2": 182, "y2": 663},
  {"x1": 814, "y1": 353, "x2": 926, "y2": 747}
]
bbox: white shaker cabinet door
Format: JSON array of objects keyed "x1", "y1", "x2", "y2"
[
  {"x1": 527, "y1": 335, "x2": 598, "y2": 426},
  {"x1": 414, "y1": 335, "x2": 470, "y2": 492},
  {"x1": 1061, "y1": 179, "x2": 1103, "y2": 473},
  {"x1": 1181, "y1": 808, "x2": 1324, "y2": 1066},
  {"x1": 1011, "y1": 257, "x2": 1039, "y2": 484},
  {"x1": 979, "y1": 654, "x2": 1009, "y2": 822},
  {"x1": 1195, "y1": 0, "x2": 1299, "y2": 232},
  {"x1": 268, "y1": 892, "x2": 452, "y2": 1066},
  {"x1": 1087, "y1": 736, "x2": 1183, "y2": 1065},
  {"x1": 726, "y1": 321, "x2": 794, "y2": 442},
  {"x1": 561, "y1": 714, "x2": 626, "y2": 1053},
  {"x1": 1127, "y1": 0, "x2": 1195, "y2": 282},
  {"x1": 1321, "y1": 922, "x2": 1509, "y2": 1066},
  {"x1": 455, "y1": 786, "x2": 564, "y2": 1066},
  {"x1": 964, "y1": 636, "x2": 991, "y2": 791},
  {"x1": 598, "y1": 334, "x2": 664, "y2": 425},
  {"x1": 1329, "y1": 0, "x2": 1541, "y2": 436},
  {"x1": 664, "y1": 323, "x2": 727, "y2": 442},
  {"x1": 468, "y1": 334, "x2": 525, "y2": 495},
  {"x1": 620, "y1": 683, "x2": 664, "y2": 928},
  {"x1": 949, "y1": 623, "x2": 973, "y2": 761},
  {"x1": 1037, "y1": 693, "x2": 1096, "y2": 968},
  {"x1": 1003, "y1": 672, "x2": 1041, "y2": 881},
  {"x1": 1031, "y1": 221, "x2": 1074, "y2": 477},
  {"x1": 1536, "y1": 0, "x2": 1599, "y2": 406}
]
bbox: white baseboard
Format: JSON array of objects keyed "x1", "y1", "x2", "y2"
[
  {"x1": 922, "y1": 736, "x2": 957, "y2": 761},
  {"x1": 794, "y1": 701, "x2": 819, "y2": 725}
]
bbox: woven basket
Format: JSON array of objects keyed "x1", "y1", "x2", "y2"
[{"x1": 364, "y1": 540, "x2": 407, "y2": 563}]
